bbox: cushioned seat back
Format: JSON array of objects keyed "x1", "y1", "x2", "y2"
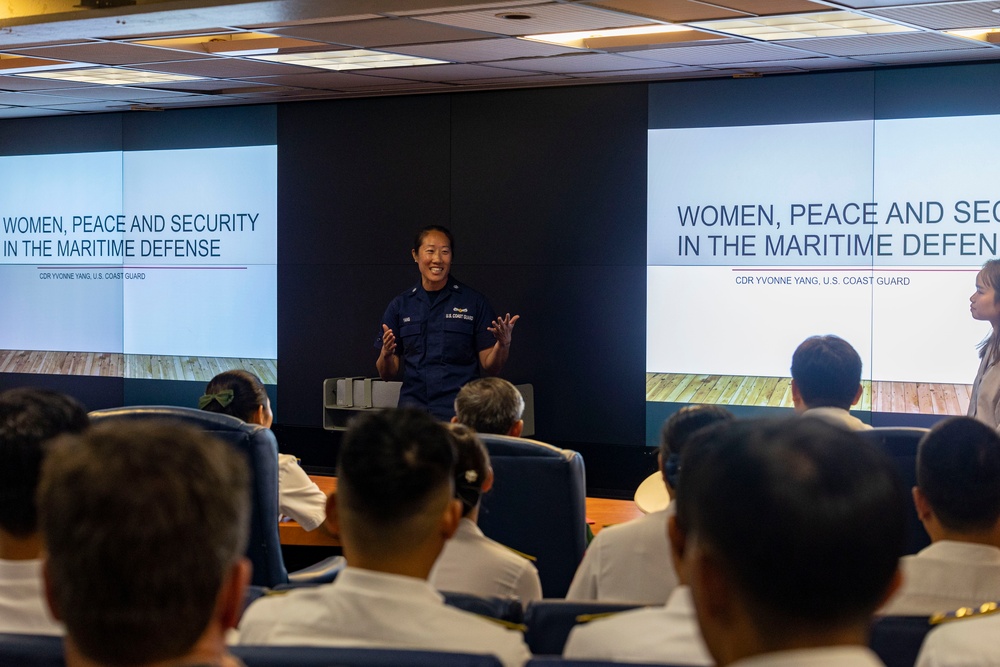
[
  {"x1": 0, "y1": 633, "x2": 64, "y2": 667},
  {"x1": 523, "y1": 600, "x2": 646, "y2": 655},
  {"x1": 88, "y1": 406, "x2": 287, "y2": 587},
  {"x1": 231, "y1": 646, "x2": 504, "y2": 666},
  {"x1": 476, "y1": 434, "x2": 587, "y2": 598},
  {"x1": 857, "y1": 427, "x2": 930, "y2": 556},
  {"x1": 441, "y1": 591, "x2": 525, "y2": 625},
  {"x1": 869, "y1": 615, "x2": 933, "y2": 667}
]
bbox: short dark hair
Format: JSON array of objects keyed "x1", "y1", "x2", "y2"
[
  {"x1": 201, "y1": 369, "x2": 268, "y2": 423},
  {"x1": 917, "y1": 416, "x2": 1000, "y2": 532},
  {"x1": 658, "y1": 405, "x2": 734, "y2": 489},
  {"x1": 0, "y1": 388, "x2": 88, "y2": 536},
  {"x1": 791, "y1": 335, "x2": 864, "y2": 410},
  {"x1": 338, "y1": 408, "x2": 455, "y2": 527},
  {"x1": 447, "y1": 423, "x2": 490, "y2": 517},
  {"x1": 39, "y1": 421, "x2": 250, "y2": 666},
  {"x1": 413, "y1": 225, "x2": 455, "y2": 253},
  {"x1": 454, "y1": 378, "x2": 524, "y2": 435},
  {"x1": 676, "y1": 418, "x2": 905, "y2": 628}
]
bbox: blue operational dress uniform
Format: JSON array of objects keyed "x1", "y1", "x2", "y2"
[{"x1": 376, "y1": 277, "x2": 496, "y2": 420}]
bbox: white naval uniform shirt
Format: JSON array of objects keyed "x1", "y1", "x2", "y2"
[
  {"x1": 0, "y1": 559, "x2": 62, "y2": 635},
  {"x1": 731, "y1": 647, "x2": 885, "y2": 667},
  {"x1": 563, "y1": 585, "x2": 711, "y2": 665},
  {"x1": 566, "y1": 504, "x2": 677, "y2": 604},
  {"x1": 430, "y1": 518, "x2": 542, "y2": 603},
  {"x1": 879, "y1": 541, "x2": 1000, "y2": 616},
  {"x1": 277, "y1": 453, "x2": 327, "y2": 531},
  {"x1": 916, "y1": 612, "x2": 1000, "y2": 667},
  {"x1": 238, "y1": 566, "x2": 530, "y2": 667}
]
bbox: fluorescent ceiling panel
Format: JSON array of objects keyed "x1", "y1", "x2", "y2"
[
  {"x1": 692, "y1": 11, "x2": 917, "y2": 40},
  {"x1": 17, "y1": 67, "x2": 203, "y2": 85},
  {"x1": 250, "y1": 49, "x2": 449, "y2": 70}
]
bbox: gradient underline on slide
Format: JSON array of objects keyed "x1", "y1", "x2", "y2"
[
  {"x1": 37, "y1": 266, "x2": 248, "y2": 270},
  {"x1": 730, "y1": 268, "x2": 977, "y2": 272}
]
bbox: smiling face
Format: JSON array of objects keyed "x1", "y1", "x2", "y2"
[
  {"x1": 412, "y1": 230, "x2": 452, "y2": 291},
  {"x1": 971, "y1": 270, "x2": 1000, "y2": 326}
]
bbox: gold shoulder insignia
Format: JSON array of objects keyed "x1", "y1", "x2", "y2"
[{"x1": 930, "y1": 601, "x2": 1000, "y2": 625}]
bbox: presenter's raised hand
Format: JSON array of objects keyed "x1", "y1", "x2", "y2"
[
  {"x1": 488, "y1": 313, "x2": 520, "y2": 348},
  {"x1": 380, "y1": 324, "x2": 397, "y2": 355}
]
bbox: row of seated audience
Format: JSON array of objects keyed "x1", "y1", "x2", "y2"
[{"x1": 1, "y1": 333, "x2": 1000, "y2": 665}]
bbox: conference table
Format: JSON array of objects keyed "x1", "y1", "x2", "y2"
[{"x1": 279, "y1": 475, "x2": 645, "y2": 547}]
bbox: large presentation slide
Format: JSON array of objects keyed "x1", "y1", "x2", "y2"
[
  {"x1": 0, "y1": 145, "x2": 277, "y2": 382},
  {"x1": 647, "y1": 114, "x2": 1000, "y2": 426}
]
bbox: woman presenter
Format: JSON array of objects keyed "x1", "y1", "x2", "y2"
[
  {"x1": 968, "y1": 259, "x2": 1000, "y2": 428},
  {"x1": 376, "y1": 225, "x2": 518, "y2": 420}
]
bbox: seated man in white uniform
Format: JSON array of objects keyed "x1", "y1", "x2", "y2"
[
  {"x1": 914, "y1": 605, "x2": 1000, "y2": 667},
  {"x1": 682, "y1": 418, "x2": 905, "y2": 667},
  {"x1": 880, "y1": 416, "x2": 1000, "y2": 615},
  {"x1": 453, "y1": 376, "x2": 524, "y2": 437},
  {"x1": 563, "y1": 417, "x2": 730, "y2": 665},
  {"x1": 566, "y1": 405, "x2": 733, "y2": 604},
  {"x1": 239, "y1": 408, "x2": 531, "y2": 667},
  {"x1": 39, "y1": 420, "x2": 252, "y2": 667},
  {"x1": 0, "y1": 388, "x2": 88, "y2": 635},
  {"x1": 429, "y1": 424, "x2": 542, "y2": 602},
  {"x1": 791, "y1": 334, "x2": 872, "y2": 431}
]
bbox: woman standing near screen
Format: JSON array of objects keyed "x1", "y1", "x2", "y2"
[
  {"x1": 200, "y1": 369, "x2": 327, "y2": 531},
  {"x1": 376, "y1": 225, "x2": 519, "y2": 421},
  {"x1": 968, "y1": 259, "x2": 1000, "y2": 428}
]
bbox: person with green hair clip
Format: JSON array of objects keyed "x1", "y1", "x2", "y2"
[{"x1": 201, "y1": 369, "x2": 327, "y2": 532}]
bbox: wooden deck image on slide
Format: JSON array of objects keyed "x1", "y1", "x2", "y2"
[
  {"x1": 646, "y1": 373, "x2": 972, "y2": 416},
  {"x1": 0, "y1": 350, "x2": 277, "y2": 384}
]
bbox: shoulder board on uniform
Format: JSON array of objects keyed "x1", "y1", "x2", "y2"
[
  {"x1": 930, "y1": 601, "x2": 1000, "y2": 625},
  {"x1": 501, "y1": 544, "x2": 537, "y2": 562}
]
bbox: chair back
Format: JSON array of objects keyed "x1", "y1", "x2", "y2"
[
  {"x1": 869, "y1": 615, "x2": 933, "y2": 667},
  {"x1": 857, "y1": 427, "x2": 931, "y2": 555},
  {"x1": 476, "y1": 434, "x2": 587, "y2": 598},
  {"x1": 441, "y1": 591, "x2": 525, "y2": 625},
  {"x1": 0, "y1": 633, "x2": 63, "y2": 667},
  {"x1": 523, "y1": 599, "x2": 645, "y2": 655},
  {"x1": 88, "y1": 406, "x2": 288, "y2": 586},
  {"x1": 232, "y1": 646, "x2": 504, "y2": 666}
]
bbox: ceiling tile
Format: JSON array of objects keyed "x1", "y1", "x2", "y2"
[
  {"x1": 0, "y1": 106, "x2": 72, "y2": 117},
  {"x1": 37, "y1": 85, "x2": 204, "y2": 101},
  {"x1": 495, "y1": 52, "x2": 676, "y2": 72},
  {"x1": 363, "y1": 63, "x2": 535, "y2": 81},
  {"x1": 776, "y1": 31, "x2": 988, "y2": 56},
  {"x1": 626, "y1": 41, "x2": 805, "y2": 65},
  {"x1": 0, "y1": 75, "x2": 91, "y2": 91},
  {"x1": 453, "y1": 72, "x2": 572, "y2": 84},
  {"x1": 392, "y1": 1, "x2": 542, "y2": 16},
  {"x1": 390, "y1": 37, "x2": 579, "y2": 62},
  {"x1": 581, "y1": 0, "x2": 749, "y2": 22},
  {"x1": 0, "y1": 91, "x2": 105, "y2": 107},
  {"x1": 270, "y1": 17, "x2": 495, "y2": 47},
  {"x1": 8, "y1": 42, "x2": 211, "y2": 65},
  {"x1": 868, "y1": 1, "x2": 1000, "y2": 29},
  {"x1": 132, "y1": 57, "x2": 318, "y2": 78},
  {"x1": 414, "y1": 2, "x2": 654, "y2": 36},
  {"x1": 241, "y1": 70, "x2": 413, "y2": 90},
  {"x1": 853, "y1": 46, "x2": 1000, "y2": 63}
]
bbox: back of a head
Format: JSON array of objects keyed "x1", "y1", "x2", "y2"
[
  {"x1": 791, "y1": 335, "x2": 863, "y2": 410},
  {"x1": 659, "y1": 405, "x2": 734, "y2": 489},
  {"x1": 917, "y1": 416, "x2": 1000, "y2": 533},
  {"x1": 447, "y1": 423, "x2": 490, "y2": 518},
  {"x1": 676, "y1": 417, "x2": 906, "y2": 629},
  {"x1": 338, "y1": 408, "x2": 455, "y2": 537},
  {"x1": 0, "y1": 387, "x2": 88, "y2": 537},
  {"x1": 39, "y1": 420, "x2": 250, "y2": 666},
  {"x1": 200, "y1": 369, "x2": 267, "y2": 422},
  {"x1": 453, "y1": 377, "x2": 524, "y2": 435}
]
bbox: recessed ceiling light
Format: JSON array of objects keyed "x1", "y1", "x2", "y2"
[
  {"x1": 497, "y1": 12, "x2": 534, "y2": 20},
  {"x1": 16, "y1": 67, "x2": 204, "y2": 85},
  {"x1": 691, "y1": 11, "x2": 916, "y2": 41},
  {"x1": 947, "y1": 27, "x2": 1000, "y2": 43},
  {"x1": 248, "y1": 49, "x2": 448, "y2": 71},
  {"x1": 523, "y1": 24, "x2": 692, "y2": 49},
  {"x1": 134, "y1": 32, "x2": 324, "y2": 57}
]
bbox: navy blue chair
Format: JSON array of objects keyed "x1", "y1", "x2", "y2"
[
  {"x1": 869, "y1": 615, "x2": 933, "y2": 667},
  {"x1": 477, "y1": 434, "x2": 587, "y2": 599},
  {"x1": 0, "y1": 633, "x2": 63, "y2": 667},
  {"x1": 88, "y1": 406, "x2": 341, "y2": 588},
  {"x1": 232, "y1": 646, "x2": 504, "y2": 666},
  {"x1": 857, "y1": 427, "x2": 931, "y2": 556},
  {"x1": 523, "y1": 600, "x2": 646, "y2": 655}
]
